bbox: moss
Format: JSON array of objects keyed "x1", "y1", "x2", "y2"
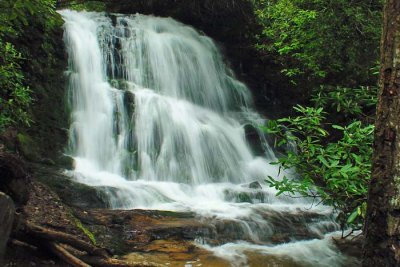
[
  {"x1": 75, "y1": 218, "x2": 97, "y2": 245},
  {"x1": 237, "y1": 192, "x2": 253, "y2": 203},
  {"x1": 16, "y1": 133, "x2": 40, "y2": 161},
  {"x1": 56, "y1": 154, "x2": 75, "y2": 170}
]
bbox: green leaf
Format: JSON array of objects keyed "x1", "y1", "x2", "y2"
[
  {"x1": 347, "y1": 209, "x2": 359, "y2": 224},
  {"x1": 317, "y1": 155, "x2": 330, "y2": 167},
  {"x1": 332, "y1": 125, "x2": 344, "y2": 130}
]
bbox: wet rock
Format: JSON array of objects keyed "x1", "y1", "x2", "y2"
[
  {"x1": 244, "y1": 124, "x2": 265, "y2": 156},
  {"x1": 55, "y1": 154, "x2": 75, "y2": 170},
  {"x1": 72, "y1": 209, "x2": 212, "y2": 255},
  {"x1": 249, "y1": 181, "x2": 262, "y2": 189},
  {"x1": 32, "y1": 165, "x2": 110, "y2": 209},
  {"x1": 110, "y1": 79, "x2": 130, "y2": 90},
  {"x1": 70, "y1": 205, "x2": 337, "y2": 258},
  {"x1": 224, "y1": 188, "x2": 266, "y2": 204},
  {"x1": 237, "y1": 192, "x2": 253, "y2": 203},
  {"x1": 0, "y1": 192, "x2": 15, "y2": 263},
  {"x1": 194, "y1": 208, "x2": 337, "y2": 245},
  {"x1": 124, "y1": 90, "x2": 135, "y2": 115},
  {"x1": 244, "y1": 251, "x2": 303, "y2": 267},
  {"x1": 0, "y1": 152, "x2": 30, "y2": 205},
  {"x1": 40, "y1": 158, "x2": 56, "y2": 166}
]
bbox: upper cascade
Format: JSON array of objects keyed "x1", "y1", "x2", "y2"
[{"x1": 61, "y1": 10, "x2": 275, "y2": 185}]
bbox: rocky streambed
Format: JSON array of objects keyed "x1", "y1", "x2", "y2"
[{"x1": 1, "y1": 161, "x2": 361, "y2": 267}]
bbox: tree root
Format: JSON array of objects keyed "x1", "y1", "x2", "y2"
[
  {"x1": 48, "y1": 242, "x2": 91, "y2": 267},
  {"x1": 24, "y1": 221, "x2": 110, "y2": 258},
  {"x1": 20, "y1": 221, "x2": 140, "y2": 267}
]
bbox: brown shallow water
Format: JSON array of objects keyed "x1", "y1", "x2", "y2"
[
  {"x1": 123, "y1": 240, "x2": 305, "y2": 267},
  {"x1": 124, "y1": 240, "x2": 230, "y2": 267}
]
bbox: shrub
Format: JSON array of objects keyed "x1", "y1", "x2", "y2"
[{"x1": 263, "y1": 105, "x2": 373, "y2": 229}]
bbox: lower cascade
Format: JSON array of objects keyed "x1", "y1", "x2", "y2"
[{"x1": 60, "y1": 10, "x2": 355, "y2": 267}]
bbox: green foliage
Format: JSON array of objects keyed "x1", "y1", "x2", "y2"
[
  {"x1": 68, "y1": 1, "x2": 106, "y2": 12},
  {"x1": 264, "y1": 105, "x2": 374, "y2": 228},
  {"x1": 253, "y1": 0, "x2": 381, "y2": 86},
  {"x1": 0, "y1": 0, "x2": 61, "y2": 131},
  {"x1": 0, "y1": 0, "x2": 60, "y2": 37},
  {"x1": 0, "y1": 40, "x2": 31, "y2": 130},
  {"x1": 311, "y1": 85, "x2": 378, "y2": 118}
]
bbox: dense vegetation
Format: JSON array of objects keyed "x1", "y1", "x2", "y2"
[
  {"x1": 253, "y1": 0, "x2": 381, "y2": 89},
  {"x1": 254, "y1": 0, "x2": 382, "y2": 230},
  {"x1": 0, "y1": 0, "x2": 60, "y2": 131}
]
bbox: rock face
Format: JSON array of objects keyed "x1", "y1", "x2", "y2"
[
  {"x1": 0, "y1": 192, "x2": 15, "y2": 263},
  {"x1": 13, "y1": 10, "x2": 69, "y2": 163}
]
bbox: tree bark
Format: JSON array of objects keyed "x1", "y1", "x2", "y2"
[{"x1": 363, "y1": 1, "x2": 400, "y2": 266}]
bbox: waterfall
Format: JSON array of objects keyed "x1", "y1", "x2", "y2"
[
  {"x1": 60, "y1": 10, "x2": 352, "y2": 267},
  {"x1": 62, "y1": 10, "x2": 277, "y2": 187}
]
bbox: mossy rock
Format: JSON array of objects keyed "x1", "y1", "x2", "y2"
[
  {"x1": 16, "y1": 133, "x2": 41, "y2": 162},
  {"x1": 224, "y1": 188, "x2": 266, "y2": 204},
  {"x1": 55, "y1": 154, "x2": 75, "y2": 170},
  {"x1": 249, "y1": 181, "x2": 262, "y2": 189},
  {"x1": 33, "y1": 165, "x2": 110, "y2": 209},
  {"x1": 124, "y1": 90, "x2": 135, "y2": 116}
]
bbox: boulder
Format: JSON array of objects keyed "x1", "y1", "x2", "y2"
[
  {"x1": 0, "y1": 152, "x2": 30, "y2": 205},
  {"x1": 32, "y1": 164, "x2": 110, "y2": 209},
  {"x1": 55, "y1": 154, "x2": 75, "y2": 170},
  {"x1": 249, "y1": 181, "x2": 262, "y2": 189},
  {"x1": 0, "y1": 192, "x2": 15, "y2": 263}
]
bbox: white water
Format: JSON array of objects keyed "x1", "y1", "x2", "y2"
[{"x1": 60, "y1": 10, "x2": 352, "y2": 267}]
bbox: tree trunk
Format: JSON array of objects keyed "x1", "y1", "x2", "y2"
[{"x1": 363, "y1": 1, "x2": 400, "y2": 266}]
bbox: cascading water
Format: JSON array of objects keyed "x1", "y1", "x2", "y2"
[{"x1": 60, "y1": 10, "x2": 356, "y2": 267}]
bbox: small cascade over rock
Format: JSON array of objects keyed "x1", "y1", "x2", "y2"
[{"x1": 60, "y1": 10, "x2": 354, "y2": 267}]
